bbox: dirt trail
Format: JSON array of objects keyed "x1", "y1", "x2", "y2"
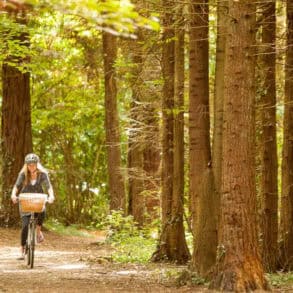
[
  {"x1": 0, "y1": 228, "x2": 199, "y2": 293},
  {"x1": 2, "y1": 228, "x2": 291, "y2": 292}
]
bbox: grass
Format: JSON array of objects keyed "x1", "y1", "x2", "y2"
[
  {"x1": 267, "y1": 272, "x2": 293, "y2": 288},
  {"x1": 44, "y1": 219, "x2": 94, "y2": 238},
  {"x1": 45, "y1": 218, "x2": 157, "y2": 263},
  {"x1": 110, "y1": 235, "x2": 157, "y2": 263}
]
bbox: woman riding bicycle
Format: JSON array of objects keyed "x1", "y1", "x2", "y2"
[{"x1": 11, "y1": 153, "x2": 55, "y2": 259}]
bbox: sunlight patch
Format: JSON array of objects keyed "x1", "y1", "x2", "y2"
[
  {"x1": 116, "y1": 270, "x2": 138, "y2": 276},
  {"x1": 54, "y1": 263, "x2": 88, "y2": 270}
]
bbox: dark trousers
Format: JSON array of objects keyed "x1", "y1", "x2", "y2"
[{"x1": 21, "y1": 212, "x2": 45, "y2": 247}]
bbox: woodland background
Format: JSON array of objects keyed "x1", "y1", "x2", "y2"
[{"x1": 0, "y1": 0, "x2": 292, "y2": 291}]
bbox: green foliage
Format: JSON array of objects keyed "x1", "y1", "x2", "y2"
[
  {"x1": 111, "y1": 235, "x2": 156, "y2": 263},
  {"x1": 24, "y1": 0, "x2": 160, "y2": 37},
  {"x1": 44, "y1": 218, "x2": 94, "y2": 237},
  {"x1": 97, "y1": 210, "x2": 157, "y2": 263},
  {"x1": 26, "y1": 11, "x2": 109, "y2": 224},
  {"x1": 98, "y1": 210, "x2": 137, "y2": 240},
  {"x1": 267, "y1": 272, "x2": 293, "y2": 288},
  {"x1": 0, "y1": 0, "x2": 161, "y2": 226},
  {"x1": 0, "y1": 14, "x2": 32, "y2": 69},
  {"x1": 154, "y1": 268, "x2": 207, "y2": 287},
  {"x1": 184, "y1": 230, "x2": 193, "y2": 253}
]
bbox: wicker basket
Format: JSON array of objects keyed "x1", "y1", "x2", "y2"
[{"x1": 19, "y1": 193, "x2": 47, "y2": 213}]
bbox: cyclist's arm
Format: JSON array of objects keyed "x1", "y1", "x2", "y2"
[
  {"x1": 42, "y1": 172, "x2": 55, "y2": 203},
  {"x1": 11, "y1": 186, "x2": 18, "y2": 203},
  {"x1": 48, "y1": 186, "x2": 55, "y2": 203},
  {"x1": 11, "y1": 172, "x2": 24, "y2": 203}
]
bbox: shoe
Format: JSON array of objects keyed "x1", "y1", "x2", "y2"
[
  {"x1": 17, "y1": 247, "x2": 25, "y2": 260},
  {"x1": 37, "y1": 233, "x2": 44, "y2": 243},
  {"x1": 17, "y1": 253, "x2": 25, "y2": 260}
]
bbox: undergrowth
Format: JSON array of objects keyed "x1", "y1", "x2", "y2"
[
  {"x1": 44, "y1": 218, "x2": 94, "y2": 238},
  {"x1": 267, "y1": 272, "x2": 293, "y2": 288},
  {"x1": 98, "y1": 210, "x2": 157, "y2": 263}
]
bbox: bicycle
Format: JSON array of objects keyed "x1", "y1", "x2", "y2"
[{"x1": 19, "y1": 193, "x2": 48, "y2": 269}]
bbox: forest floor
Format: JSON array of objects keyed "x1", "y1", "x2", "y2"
[
  {"x1": 0, "y1": 227, "x2": 203, "y2": 292},
  {"x1": 0, "y1": 227, "x2": 292, "y2": 293}
]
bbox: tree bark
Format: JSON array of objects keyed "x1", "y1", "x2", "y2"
[
  {"x1": 189, "y1": 0, "x2": 217, "y2": 276},
  {"x1": 279, "y1": 0, "x2": 293, "y2": 271},
  {"x1": 62, "y1": 138, "x2": 77, "y2": 223},
  {"x1": 210, "y1": 1, "x2": 268, "y2": 291},
  {"x1": 172, "y1": 3, "x2": 190, "y2": 262},
  {"x1": 151, "y1": 0, "x2": 190, "y2": 264},
  {"x1": 127, "y1": 36, "x2": 145, "y2": 226},
  {"x1": 102, "y1": 31, "x2": 125, "y2": 211},
  {"x1": 143, "y1": 105, "x2": 160, "y2": 218},
  {"x1": 173, "y1": 1, "x2": 185, "y2": 219},
  {"x1": 259, "y1": 0, "x2": 278, "y2": 272},
  {"x1": 1, "y1": 11, "x2": 32, "y2": 227},
  {"x1": 212, "y1": 0, "x2": 227, "y2": 240},
  {"x1": 125, "y1": 0, "x2": 161, "y2": 223}
]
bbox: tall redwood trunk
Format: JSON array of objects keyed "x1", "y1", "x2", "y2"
[
  {"x1": 143, "y1": 106, "x2": 160, "y2": 218},
  {"x1": 173, "y1": 7, "x2": 185, "y2": 226},
  {"x1": 151, "y1": 0, "x2": 190, "y2": 263},
  {"x1": 127, "y1": 37, "x2": 145, "y2": 226},
  {"x1": 279, "y1": 0, "x2": 293, "y2": 271},
  {"x1": 189, "y1": 0, "x2": 217, "y2": 275},
  {"x1": 259, "y1": 0, "x2": 278, "y2": 272},
  {"x1": 212, "y1": 0, "x2": 227, "y2": 235},
  {"x1": 1, "y1": 9, "x2": 32, "y2": 227},
  {"x1": 102, "y1": 31, "x2": 125, "y2": 211},
  {"x1": 172, "y1": 4, "x2": 190, "y2": 261},
  {"x1": 210, "y1": 1, "x2": 268, "y2": 290}
]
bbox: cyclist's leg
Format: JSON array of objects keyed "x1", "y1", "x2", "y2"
[
  {"x1": 19, "y1": 215, "x2": 30, "y2": 259},
  {"x1": 36, "y1": 210, "x2": 46, "y2": 243}
]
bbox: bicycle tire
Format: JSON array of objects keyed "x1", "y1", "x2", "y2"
[
  {"x1": 26, "y1": 227, "x2": 31, "y2": 266},
  {"x1": 25, "y1": 245, "x2": 30, "y2": 266},
  {"x1": 29, "y1": 221, "x2": 35, "y2": 269}
]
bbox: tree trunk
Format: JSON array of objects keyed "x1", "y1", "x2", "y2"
[
  {"x1": 189, "y1": 1, "x2": 217, "y2": 276},
  {"x1": 212, "y1": 0, "x2": 227, "y2": 239},
  {"x1": 279, "y1": 0, "x2": 293, "y2": 271},
  {"x1": 143, "y1": 105, "x2": 160, "y2": 219},
  {"x1": 1, "y1": 13, "x2": 32, "y2": 227},
  {"x1": 173, "y1": 0, "x2": 185, "y2": 219},
  {"x1": 127, "y1": 36, "x2": 145, "y2": 226},
  {"x1": 62, "y1": 138, "x2": 76, "y2": 223},
  {"x1": 102, "y1": 31, "x2": 125, "y2": 212},
  {"x1": 172, "y1": 4, "x2": 190, "y2": 261},
  {"x1": 127, "y1": 0, "x2": 161, "y2": 222},
  {"x1": 259, "y1": 0, "x2": 278, "y2": 272},
  {"x1": 151, "y1": 0, "x2": 190, "y2": 264},
  {"x1": 210, "y1": 1, "x2": 268, "y2": 291}
]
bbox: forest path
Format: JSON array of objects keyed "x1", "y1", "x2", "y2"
[{"x1": 0, "y1": 228, "x2": 197, "y2": 293}]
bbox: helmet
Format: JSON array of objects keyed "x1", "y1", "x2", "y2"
[{"x1": 25, "y1": 153, "x2": 40, "y2": 164}]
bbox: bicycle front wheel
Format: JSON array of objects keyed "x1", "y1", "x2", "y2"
[
  {"x1": 27, "y1": 221, "x2": 35, "y2": 269},
  {"x1": 26, "y1": 227, "x2": 31, "y2": 266}
]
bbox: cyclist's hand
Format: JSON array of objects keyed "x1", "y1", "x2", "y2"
[
  {"x1": 48, "y1": 196, "x2": 55, "y2": 204},
  {"x1": 11, "y1": 195, "x2": 18, "y2": 204}
]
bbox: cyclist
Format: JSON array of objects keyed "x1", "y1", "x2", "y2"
[{"x1": 11, "y1": 153, "x2": 55, "y2": 259}]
